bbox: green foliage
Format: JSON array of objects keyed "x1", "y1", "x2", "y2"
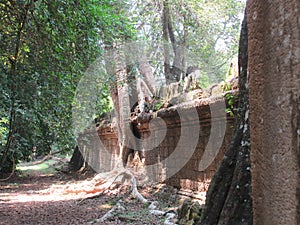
[
  {"x1": 0, "y1": 118, "x2": 8, "y2": 145},
  {"x1": 221, "y1": 81, "x2": 233, "y2": 92},
  {"x1": 225, "y1": 93, "x2": 238, "y2": 117},
  {"x1": 0, "y1": 0, "x2": 245, "y2": 173},
  {"x1": 197, "y1": 73, "x2": 211, "y2": 89},
  {"x1": 153, "y1": 99, "x2": 165, "y2": 111},
  {"x1": 129, "y1": 0, "x2": 245, "y2": 84},
  {"x1": 183, "y1": 0, "x2": 245, "y2": 82},
  {"x1": 0, "y1": 0, "x2": 134, "y2": 172}
]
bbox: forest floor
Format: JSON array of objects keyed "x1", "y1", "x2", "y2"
[{"x1": 0, "y1": 157, "x2": 206, "y2": 225}]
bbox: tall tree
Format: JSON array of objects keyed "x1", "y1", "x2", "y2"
[
  {"x1": 248, "y1": 0, "x2": 300, "y2": 224},
  {"x1": 0, "y1": 0, "x2": 132, "y2": 175},
  {"x1": 198, "y1": 7, "x2": 252, "y2": 225},
  {"x1": 129, "y1": 0, "x2": 244, "y2": 85}
]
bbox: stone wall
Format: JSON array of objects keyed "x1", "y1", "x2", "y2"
[
  {"x1": 87, "y1": 92, "x2": 237, "y2": 192},
  {"x1": 78, "y1": 123, "x2": 119, "y2": 173},
  {"x1": 132, "y1": 97, "x2": 235, "y2": 191}
]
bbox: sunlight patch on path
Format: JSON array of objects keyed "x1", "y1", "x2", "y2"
[{"x1": 0, "y1": 186, "x2": 86, "y2": 204}]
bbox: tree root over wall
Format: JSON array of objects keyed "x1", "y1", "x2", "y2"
[
  {"x1": 50, "y1": 165, "x2": 146, "y2": 203},
  {"x1": 47, "y1": 163, "x2": 179, "y2": 224}
]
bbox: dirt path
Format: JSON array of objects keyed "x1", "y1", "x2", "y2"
[
  {"x1": 0, "y1": 159, "x2": 195, "y2": 225},
  {"x1": 0, "y1": 174, "x2": 105, "y2": 224}
]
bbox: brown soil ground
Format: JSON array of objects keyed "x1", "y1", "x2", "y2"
[{"x1": 0, "y1": 161, "x2": 205, "y2": 225}]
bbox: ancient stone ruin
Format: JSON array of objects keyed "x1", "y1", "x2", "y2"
[{"x1": 78, "y1": 83, "x2": 238, "y2": 193}]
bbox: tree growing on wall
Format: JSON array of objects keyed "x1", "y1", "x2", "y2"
[
  {"x1": 69, "y1": 0, "x2": 246, "y2": 202},
  {"x1": 129, "y1": 0, "x2": 244, "y2": 86}
]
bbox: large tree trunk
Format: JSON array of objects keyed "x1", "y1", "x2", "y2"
[
  {"x1": 108, "y1": 46, "x2": 131, "y2": 166},
  {"x1": 162, "y1": 0, "x2": 185, "y2": 84},
  {"x1": 198, "y1": 8, "x2": 252, "y2": 225},
  {"x1": 63, "y1": 45, "x2": 148, "y2": 204},
  {"x1": 248, "y1": 1, "x2": 300, "y2": 224},
  {"x1": 162, "y1": 0, "x2": 172, "y2": 83}
]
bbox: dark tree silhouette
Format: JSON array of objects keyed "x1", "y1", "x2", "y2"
[{"x1": 199, "y1": 8, "x2": 253, "y2": 225}]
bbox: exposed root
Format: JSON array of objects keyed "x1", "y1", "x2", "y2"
[
  {"x1": 62, "y1": 170, "x2": 124, "y2": 195},
  {"x1": 88, "y1": 200, "x2": 125, "y2": 224},
  {"x1": 48, "y1": 167, "x2": 148, "y2": 204},
  {"x1": 122, "y1": 170, "x2": 148, "y2": 203},
  {"x1": 88, "y1": 193, "x2": 178, "y2": 224}
]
